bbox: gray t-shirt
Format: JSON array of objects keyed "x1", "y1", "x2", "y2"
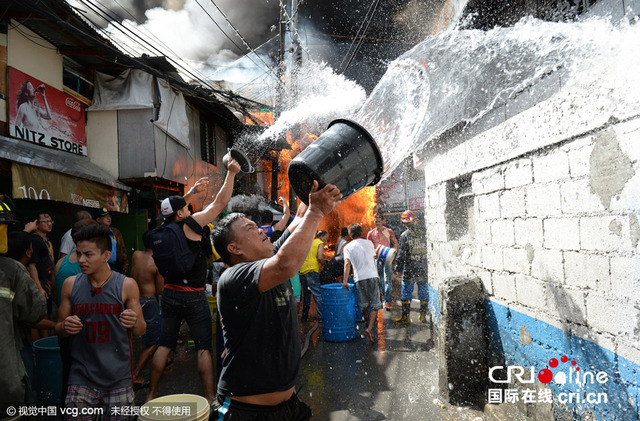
[{"x1": 216, "y1": 229, "x2": 301, "y2": 396}]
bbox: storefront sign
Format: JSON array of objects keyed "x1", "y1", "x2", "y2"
[
  {"x1": 12, "y1": 164, "x2": 128, "y2": 213},
  {"x1": 8, "y1": 67, "x2": 87, "y2": 156},
  {"x1": 409, "y1": 197, "x2": 425, "y2": 209}
]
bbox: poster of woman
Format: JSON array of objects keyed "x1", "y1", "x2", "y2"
[{"x1": 8, "y1": 67, "x2": 87, "y2": 156}]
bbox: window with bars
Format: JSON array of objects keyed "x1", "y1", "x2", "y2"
[{"x1": 200, "y1": 120, "x2": 216, "y2": 165}]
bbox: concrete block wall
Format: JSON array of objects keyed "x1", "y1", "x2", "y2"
[
  {"x1": 424, "y1": 117, "x2": 640, "y2": 419},
  {"x1": 419, "y1": 1, "x2": 640, "y2": 418}
]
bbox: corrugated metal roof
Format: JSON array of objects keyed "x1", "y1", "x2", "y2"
[{"x1": 0, "y1": 135, "x2": 132, "y2": 191}]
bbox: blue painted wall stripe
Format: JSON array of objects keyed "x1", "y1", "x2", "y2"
[
  {"x1": 431, "y1": 286, "x2": 640, "y2": 420},
  {"x1": 485, "y1": 299, "x2": 640, "y2": 420}
]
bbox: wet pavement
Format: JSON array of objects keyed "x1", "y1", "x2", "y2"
[{"x1": 132, "y1": 300, "x2": 485, "y2": 420}]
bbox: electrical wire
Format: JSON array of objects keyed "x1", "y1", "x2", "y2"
[
  {"x1": 9, "y1": 23, "x2": 59, "y2": 50},
  {"x1": 277, "y1": 0, "x2": 312, "y2": 60},
  {"x1": 211, "y1": 35, "x2": 278, "y2": 76},
  {"x1": 76, "y1": 0, "x2": 228, "y2": 91},
  {"x1": 67, "y1": 0, "x2": 274, "y2": 113},
  {"x1": 339, "y1": 0, "x2": 381, "y2": 74},
  {"x1": 206, "y1": 0, "x2": 278, "y2": 76},
  {"x1": 299, "y1": 30, "x2": 413, "y2": 44},
  {"x1": 36, "y1": 1, "x2": 269, "y2": 113}
]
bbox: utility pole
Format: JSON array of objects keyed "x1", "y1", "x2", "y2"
[
  {"x1": 274, "y1": 0, "x2": 302, "y2": 208},
  {"x1": 288, "y1": 0, "x2": 301, "y2": 210},
  {"x1": 271, "y1": 0, "x2": 288, "y2": 203}
]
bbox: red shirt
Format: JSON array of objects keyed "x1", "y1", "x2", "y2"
[{"x1": 367, "y1": 227, "x2": 397, "y2": 248}]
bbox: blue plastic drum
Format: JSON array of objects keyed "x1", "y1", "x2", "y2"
[
  {"x1": 33, "y1": 336, "x2": 63, "y2": 405},
  {"x1": 321, "y1": 284, "x2": 356, "y2": 342}
]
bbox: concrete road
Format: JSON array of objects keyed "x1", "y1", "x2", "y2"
[
  {"x1": 132, "y1": 300, "x2": 485, "y2": 420},
  {"x1": 297, "y1": 301, "x2": 484, "y2": 420}
]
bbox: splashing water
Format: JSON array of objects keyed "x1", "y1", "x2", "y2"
[
  {"x1": 352, "y1": 16, "x2": 640, "y2": 180},
  {"x1": 258, "y1": 61, "x2": 366, "y2": 144},
  {"x1": 259, "y1": 16, "x2": 639, "y2": 184}
]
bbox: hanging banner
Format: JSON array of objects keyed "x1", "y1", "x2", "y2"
[
  {"x1": 376, "y1": 164, "x2": 406, "y2": 210},
  {"x1": 8, "y1": 67, "x2": 87, "y2": 156},
  {"x1": 12, "y1": 164, "x2": 128, "y2": 213}
]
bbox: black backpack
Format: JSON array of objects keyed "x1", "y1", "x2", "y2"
[{"x1": 150, "y1": 216, "x2": 203, "y2": 278}]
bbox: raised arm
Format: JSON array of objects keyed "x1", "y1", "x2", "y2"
[
  {"x1": 258, "y1": 182, "x2": 342, "y2": 293},
  {"x1": 184, "y1": 177, "x2": 210, "y2": 203},
  {"x1": 272, "y1": 197, "x2": 290, "y2": 232},
  {"x1": 36, "y1": 85, "x2": 52, "y2": 120},
  {"x1": 188, "y1": 160, "x2": 241, "y2": 234}
]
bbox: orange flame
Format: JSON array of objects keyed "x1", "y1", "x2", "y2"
[
  {"x1": 318, "y1": 186, "x2": 377, "y2": 254},
  {"x1": 265, "y1": 131, "x2": 378, "y2": 255}
]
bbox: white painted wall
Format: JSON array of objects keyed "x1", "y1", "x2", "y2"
[
  {"x1": 420, "y1": 89, "x2": 640, "y2": 366},
  {"x1": 7, "y1": 21, "x2": 63, "y2": 89}
]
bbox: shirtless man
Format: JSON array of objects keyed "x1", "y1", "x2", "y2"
[{"x1": 131, "y1": 231, "x2": 164, "y2": 388}]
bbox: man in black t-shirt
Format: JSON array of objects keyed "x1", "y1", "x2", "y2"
[
  {"x1": 211, "y1": 182, "x2": 342, "y2": 420},
  {"x1": 146, "y1": 160, "x2": 240, "y2": 405}
]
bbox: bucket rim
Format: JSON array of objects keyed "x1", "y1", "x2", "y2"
[
  {"x1": 321, "y1": 283, "x2": 352, "y2": 290},
  {"x1": 33, "y1": 336, "x2": 59, "y2": 350},
  {"x1": 328, "y1": 119, "x2": 384, "y2": 186}
]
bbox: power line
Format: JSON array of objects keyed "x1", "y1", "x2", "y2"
[
  {"x1": 76, "y1": 0, "x2": 277, "y2": 92},
  {"x1": 211, "y1": 35, "x2": 278, "y2": 76},
  {"x1": 72, "y1": 0, "x2": 274, "y2": 113},
  {"x1": 32, "y1": 1, "x2": 270, "y2": 113},
  {"x1": 340, "y1": 0, "x2": 381, "y2": 73},
  {"x1": 206, "y1": 0, "x2": 278, "y2": 76},
  {"x1": 299, "y1": 30, "x2": 413, "y2": 44},
  {"x1": 277, "y1": 0, "x2": 311, "y2": 60},
  {"x1": 192, "y1": 0, "x2": 278, "y2": 81},
  {"x1": 77, "y1": 0, "x2": 226, "y2": 90},
  {"x1": 98, "y1": 0, "x2": 224, "y2": 85}
]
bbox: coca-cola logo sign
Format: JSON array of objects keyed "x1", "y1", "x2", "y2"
[{"x1": 65, "y1": 96, "x2": 83, "y2": 121}]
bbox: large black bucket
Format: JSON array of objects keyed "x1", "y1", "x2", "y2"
[{"x1": 288, "y1": 119, "x2": 384, "y2": 204}]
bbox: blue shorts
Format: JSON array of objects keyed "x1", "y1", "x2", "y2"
[
  {"x1": 159, "y1": 289, "x2": 212, "y2": 351},
  {"x1": 140, "y1": 296, "x2": 162, "y2": 347}
]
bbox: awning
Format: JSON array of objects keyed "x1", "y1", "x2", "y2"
[{"x1": 0, "y1": 136, "x2": 131, "y2": 212}]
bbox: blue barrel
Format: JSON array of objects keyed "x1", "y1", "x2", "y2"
[
  {"x1": 352, "y1": 285, "x2": 365, "y2": 322},
  {"x1": 321, "y1": 284, "x2": 356, "y2": 342},
  {"x1": 33, "y1": 336, "x2": 63, "y2": 405},
  {"x1": 348, "y1": 278, "x2": 364, "y2": 322}
]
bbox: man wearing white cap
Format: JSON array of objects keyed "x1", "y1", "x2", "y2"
[{"x1": 147, "y1": 159, "x2": 241, "y2": 405}]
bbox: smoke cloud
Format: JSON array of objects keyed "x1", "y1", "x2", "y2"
[{"x1": 71, "y1": 0, "x2": 279, "y2": 80}]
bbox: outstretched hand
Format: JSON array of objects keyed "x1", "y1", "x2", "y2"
[
  {"x1": 308, "y1": 181, "x2": 342, "y2": 217},
  {"x1": 192, "y1": 177, "x2": 210, "y2": 194},
  {"x1": 227, "y1": 158, "x2": 241, "y2": 175}
]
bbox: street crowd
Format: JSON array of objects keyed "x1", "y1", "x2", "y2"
[{"x1": 0, "y1": 157, "x2": 429, "y2": 421}]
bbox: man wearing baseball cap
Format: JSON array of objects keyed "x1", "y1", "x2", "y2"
[
  {"x1": 94, "y1": 207, "x2": 128, "y2": 274},
  {"x1": 160, "y1": 196, "x2": 187, "y2": 219},
  {"x1": 147, "y1": 159, "x2": 241, "y2": 405}
]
